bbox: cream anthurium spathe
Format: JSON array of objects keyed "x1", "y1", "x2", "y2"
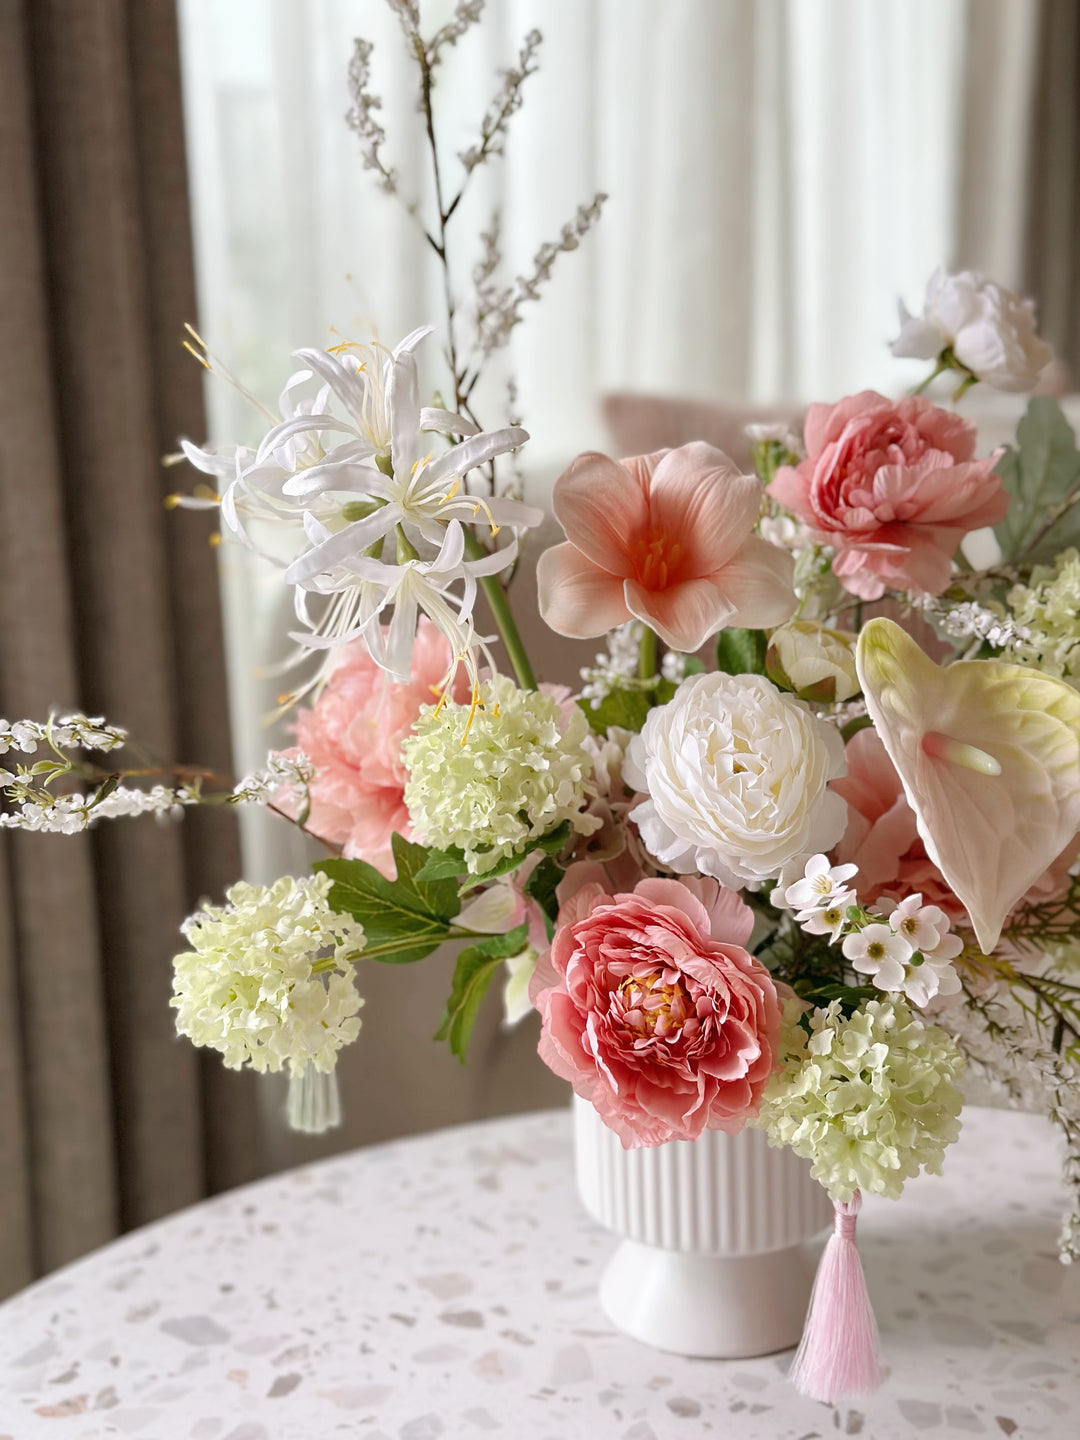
[{"x1": 856, "y1": 618, "x2": 1080, "y2": 954}]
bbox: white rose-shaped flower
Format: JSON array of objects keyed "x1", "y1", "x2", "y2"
[
  {"x1": 766, "y1": 620, "x2": 860, "y2": 702},
  {"x1": 623, "y1": 672, "x2": 847, "y2": 888},
  {"x1": 892, "y1": 267, "x2": 1052, "y2": 393}
]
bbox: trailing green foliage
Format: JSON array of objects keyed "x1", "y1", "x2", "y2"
[{"x1": 435, "y1": 923, "x2": 530, "y2": 1062}]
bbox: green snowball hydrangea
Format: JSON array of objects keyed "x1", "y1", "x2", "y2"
[
  {"x1": 402, "y1": 675, "x2": 599, "y2": 874},
  {"x1": 171, "y1": 872, "x2": 365, "y2": 1075},
  {"x1": 754, "y1": 995, "x2": 964, "y2": 1202},
  {"x1": 1008, "y1": 548, "x2": 1080, "y2": 684}
]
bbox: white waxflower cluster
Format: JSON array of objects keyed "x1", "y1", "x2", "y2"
[
  {"x1": 402, "y1": 675, "x2": 600, "y2": 873},
  {"x1": 911, "y1": 594, "x2": 1030, "y2": 651},
  {"x1": 232, "y1": 751, "x2": 315, "y2": 806},
  {"x1": 1007, "y1": 550, "x2": 1080, "y2": 683},
  {"x1": 0, "y1": 784, "x2": 198, "y2": 834},
  {"x1": 755, "y1": 997, "x2": 965, "y2": 1202},
  {"x1": 579, "y1": 621, "x2": 648, "y2": 705},
  {"x1": 0, "y1": 715, "x2": 127, "y2": 755},
  {"x1": 171, "y1": 872, "x2": 365, "y2": 1075}
]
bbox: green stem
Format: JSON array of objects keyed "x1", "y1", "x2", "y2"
[
  {"x1": 463, "y1": 532, "x2": 537, "y2": 689},
  {"x1": 638, "y1": 625, "x2": 658, "y2": 682}
]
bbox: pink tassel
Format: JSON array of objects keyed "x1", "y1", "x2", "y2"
[{"x1": 789, "y1": 1191, "x2": 883, "y2": 1404}]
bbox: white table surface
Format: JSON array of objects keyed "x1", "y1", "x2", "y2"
[{"x1": 0, "y1": 1104, "x2": 1077, "y2": 1440}]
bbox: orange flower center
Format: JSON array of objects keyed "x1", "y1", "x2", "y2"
[
  {"x1": 619, "y1": 971, "x2": 691, "y2": 1036},
  {"x1": 631, "y1": 532, "x2": 686, "y2": 591}
]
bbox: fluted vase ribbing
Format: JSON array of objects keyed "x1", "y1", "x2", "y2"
[{"x1": 573, "y1": 1096, "x2": 833, "y2": 1358}]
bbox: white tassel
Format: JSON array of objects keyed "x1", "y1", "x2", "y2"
[{"x1": 286, "y1": 1064, "x2": 342, "y2": 1134}]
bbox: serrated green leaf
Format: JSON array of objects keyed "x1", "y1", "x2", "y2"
[
  {"x1": 994, "y1": 397, "x2": 1080, "y2": 564},
  {"x1": 577, "y1": 686, "x2": 652, "y2": 734},
  {"x1": 314, "y1": 833, "x2": 461, "y2": 965},
  {"x1": 435, "y1": 923, "x2": 530, "y2": 1062},
  {"x1": 716, "y1": 628, "x2": 768, "y2": 677}
]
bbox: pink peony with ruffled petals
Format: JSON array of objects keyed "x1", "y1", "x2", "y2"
[
  {"x1": 532, "y1": 875, "x2": 782, "y2": 1148},
  {"x1": 768, "y1": 391, "x2": 1008, "y2": 599},
  {"x1": 275, "y1": 619, "x2": 468, "y2": 876}
]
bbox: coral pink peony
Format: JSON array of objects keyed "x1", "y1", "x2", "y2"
[
  {"x1": 768, "y1": 391, "x2": 1008, "y2": 599},
  {"x1": 833, "y1": 726, "x2": 1079, "y2": 926},
  {"x1": 537, "y1": 443, "x2": 796, "y2": 652},
  {"x1": 275, "y1": 619, "x2": 467, "y2": 876},
  {"x1": 532, "y1": 875, "x2": 782, "y2": 1147}
]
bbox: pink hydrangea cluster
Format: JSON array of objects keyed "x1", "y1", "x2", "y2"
[{"x1": 274, "y1": 620, "x2": 467, "y2": 876}]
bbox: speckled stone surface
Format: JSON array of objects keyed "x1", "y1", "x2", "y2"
[{"x1": 0, "y1": 1105, "x2": 1077, "y2": 1439}]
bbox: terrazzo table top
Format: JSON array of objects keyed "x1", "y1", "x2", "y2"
[{"x1": 0, "y1": 1105, "x2": 1077, "y2": 1439}]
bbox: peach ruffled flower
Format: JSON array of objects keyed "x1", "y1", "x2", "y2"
[
  {"x1": 768, "y1": 391, "x2": 1008, "y2": 600},
  {"x1": 275, "y1": 619, "x2": 467, "y2": 876},
  {"x1": 537, "y1": 443, "x2": 796, "y2": 652},
  {"x1": 532, "y1": 874, "x2": 782, "y2": 1148}
]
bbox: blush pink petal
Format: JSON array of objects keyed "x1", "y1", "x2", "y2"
[
  {"x1": 648, "y1": 443, "x2": 762, "y2": 572},
  {"x1": 550, "y1": 451, "x2": 650, "y2": 573},
  {"x1": 623, "y1": 576, "x2": 735, "y2": 652},
  {"x1": 711, "y1": 535, "x2": 798, "y2": 628},
  {"x1": 536, "y1": 543, "x2": 631, "y2": 638}
]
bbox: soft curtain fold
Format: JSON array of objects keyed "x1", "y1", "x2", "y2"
[
  {"x1": 0, "y1": 0, "x2": 257, "y2": 1299},
  {"x1": 1024, "y1": 0, "x2": 1080, "y2": 376}
]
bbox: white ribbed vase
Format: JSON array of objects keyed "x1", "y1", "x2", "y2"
[{"x1": 574, "y1": 1097, "x2": 833, "y2": 1358}]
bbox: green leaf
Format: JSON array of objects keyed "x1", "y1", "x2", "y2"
[
  {"x1": 435, "y1": 923, "x2": 530, "y2": 1062},
  {"x1": 314, "y1": 833, "x2": 461, "y2": 965},
  {"x1": 450, "y1": 821, "x2": 572, "y2": 893},
  {"x1": 577, "y1": 686, "x2": 652, "y2": 734},
  {"x1": 716, "y1": 628, "x2": 768, "y2": 677},
  {"x1": 682, "y1": 655, "x2": 707, "y2": 676},
  {"x1": 524, "y1": 856, "x2": 562, "y2": 941},
  {"x1": 415, "y1": 846, "x2": 469, "y2": 881},
  {"x1": 840, "y1": 713, "x2": 874, "y2": 744},
  {"x1": 994, "y1": 397, "x2": 1080, "y2": 564}
]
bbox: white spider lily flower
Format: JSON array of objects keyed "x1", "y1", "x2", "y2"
[{"x1": 281, "y1": 331, "x2": 540, "y2": 563}]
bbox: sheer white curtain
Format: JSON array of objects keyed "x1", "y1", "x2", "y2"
[
  {"x1": 176, "y1": 0, "x2": 1037, "y2": 1163},
  {"x1": 179, "y1": 1, "x2": 1030, "y2": 468}
]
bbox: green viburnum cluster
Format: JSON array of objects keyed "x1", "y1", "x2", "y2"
[
  {"x1": 171, "y1": 872, "x2": 366, "y2": 1074},
  {"x1": 402, "y1": 675, "x2": 599, "y2": 874},
  {"x1": 1007, "y1": 548, "x2": 1080, "y2": 684},
  {"x1": 754, "y1": 996, "x2": 964, "y2": 1202}
]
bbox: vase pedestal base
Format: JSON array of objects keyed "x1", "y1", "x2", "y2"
[{"x1": 598, "y1": 1237, "x2": 818, "y2": 1359}]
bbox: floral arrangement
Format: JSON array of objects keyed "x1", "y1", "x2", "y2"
[{"x1": 6, "y1": 0, "x2": 1080, "y2": 1407}]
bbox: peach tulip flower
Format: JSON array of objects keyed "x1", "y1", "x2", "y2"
[
  {"x1": 537, "y1": 443, "x2": 797, "y2": 652},
  {"x1": 856, "y1": 618, "x2": 1080, "y2": 954}
]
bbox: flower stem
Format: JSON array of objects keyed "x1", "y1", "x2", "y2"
[
  {"x1": 638, "y1": 625, "x2": 658, "y2": 682},
  {"x1": 463, "y1": 532, "x2": 537, "y2": 690}
]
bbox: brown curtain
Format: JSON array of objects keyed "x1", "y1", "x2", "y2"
[
  {"x1": 1024, "y1": 0, "x2": 1080, "y2": 378},
  {"x1": 0, "y1": 0, "x2": 258, "y2": 1299}
]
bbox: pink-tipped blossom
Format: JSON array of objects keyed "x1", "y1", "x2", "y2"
[
  {"x1": 768, "y1": 392, "x2": 1008, "y2": 600},
  {"x1": 532, "y1": 875, "x2": 782, "y2": 1148},
  {"x1": 538, "y1": 443, "x2": 796, "y2": 652}
]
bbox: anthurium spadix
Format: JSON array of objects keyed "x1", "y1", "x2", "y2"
[{"x1": 856, "y1": 618, "x2": 1080, "y2": 954}]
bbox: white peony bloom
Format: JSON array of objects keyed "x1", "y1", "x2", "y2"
[
  {"x1": 766, "y1": 620, "x2": 860, "y2": 703},
  {"x1": 624, "y1": 672, "x2": 848, "y2": 889},
  {"x1": 892, "y1": 268, "x2": 1052, "y2": 393}
]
